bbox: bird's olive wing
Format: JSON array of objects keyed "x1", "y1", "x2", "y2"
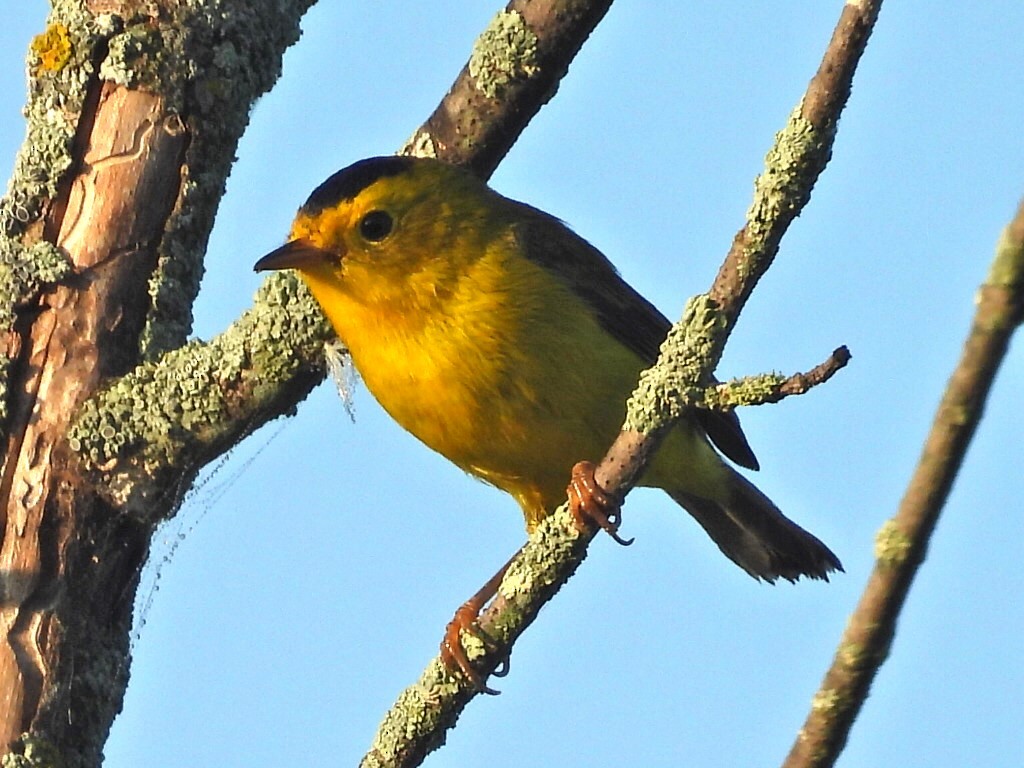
[{"x1": 514, "y1": 207, "x2": 760, "y2": 471}]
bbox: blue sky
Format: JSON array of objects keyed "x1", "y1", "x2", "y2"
[{"x1": 3, "y1": 3, "x2": 1022, "y2": 766}]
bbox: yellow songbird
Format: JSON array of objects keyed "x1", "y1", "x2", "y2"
[{"x1": 255, "y1": 156, "x2": 841, "y2": 686}]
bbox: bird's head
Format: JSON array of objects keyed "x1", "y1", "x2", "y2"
[{"x1": 254, "y1": 156, "x2": 500, "y2": 311}]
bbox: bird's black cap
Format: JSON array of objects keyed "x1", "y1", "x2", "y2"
[{"x1": 300, "y1": 156, "x2": 416, "y2": 216}]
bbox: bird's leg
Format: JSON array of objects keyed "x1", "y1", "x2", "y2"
[
  {"x1": 441, "y1": 551, "x2": 518, "y2": 695},
  {"x1": 568, "y1": 461, "x2": 634, "y2": 546}
]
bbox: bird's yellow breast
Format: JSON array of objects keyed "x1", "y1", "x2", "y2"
[{"x1": 300, "y1": 237, "x2": 641, "y2": 525}]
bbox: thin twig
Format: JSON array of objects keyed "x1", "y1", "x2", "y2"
[
  {"x1": 781, "y1": 197, "x2": 1024, "y2": 768},
  {"x1": 710, "y1": 0, "x2": 884, "y2": 324},
  {"x1": 705, "y1": 346, "x2": 852, "y2": 411},
  {"x1": 777, "y1": 347, "x2": 853, "y2": 397}
]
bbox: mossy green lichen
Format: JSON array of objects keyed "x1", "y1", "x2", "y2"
[
  {"x1": 874, "y1": 519, "x2": 912, "y2": 566},
  {"x1": 0, "y1": 239, "x2": 74, "y2": 422},
  {"x1": 0, "y1": 733, "x2": 63, "y2": 768},
  {"x1": 0, "y1": 239, "x2": 74, "y2": 314},
  {"x1": 360, "y1": 495, "x2": 591, "y2": 766},
  {"x1": 623, "y1": 294, "x2": 725, "y2": 435},
  {"x1": 618, "y1": 106, "x2": 837, "y2": 439},
  {"x1": 399, "y1": 129, "x2": 439, "y2": 160},
  {"x1": 363, "y1": 674, "x2": 456, "y2": 768},
  {"x1": 30, "y1": 22, "x2": 74, "y2": 74},
  {"x1": 745, "y1": 103, "x2": 829, "y2": 253},
  {"x1": 706, "y1": 372, "x2": 787, "y2": 410},
  {"x1": 0, "y1": 239, "x2": 73, "y2": 296},
  {"x1": 99, "y1": 24, "x2": 168, "y2": 89},
  {"x1": 0, "y1": 237, "x2": 74, "y2": 339},
  {"x1": 0, "y1": 0, "x2": 102, "y2": 485},
  {"x1": 810, "y1": 687, "x2": 842, "y2": 713},
  {"x1": 2, "y1": 5, "x2": 100, "y2": 238},
  {"x1": 468, "y1": 10, "x2": 539, "y2": 99}
]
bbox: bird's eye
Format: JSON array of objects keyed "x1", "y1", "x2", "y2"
[{"x1": 358, "y1": 210, "x2": 393, "y2": 242}]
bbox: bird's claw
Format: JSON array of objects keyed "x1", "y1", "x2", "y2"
[
  {"x1": 568, "y1": 461, "x2": 633, "y2": 546},
  {"x1": 491, "y1": 654, "x2": 511, "y2": 678}
]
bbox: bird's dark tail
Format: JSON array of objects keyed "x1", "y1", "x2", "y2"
[{"x1": 668, "y1": 468, "x2": 842, "y2": 582}]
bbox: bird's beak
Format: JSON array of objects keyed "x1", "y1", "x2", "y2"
[{"x1": 253, "y1": 237, "x2": 334, "y2": 272}]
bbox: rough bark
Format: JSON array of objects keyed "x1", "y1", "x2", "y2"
[{"x1": 0, "y1": 78, "x2": 183, "y2": 751}]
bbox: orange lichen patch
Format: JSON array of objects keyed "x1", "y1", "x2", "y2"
[{"x1": 30, "y1": 23, "x2": 73, "y2": 74}]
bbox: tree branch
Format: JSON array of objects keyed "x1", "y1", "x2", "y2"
[
  {"x1": 359, "y1": 3, "x2": 881, "y2": 765},
  {"x1": 710, "y1": 0, "x2": 884, "y2": 326},
  {"x1": 780, "y1": 196, "x2": 1024, "y2": 768},
  {"x1": 67, "y1": 272, "x2": 330, "y2": 515},
  {"x1": 401, "y1": 0, "x2": 614, "y2": 175}
]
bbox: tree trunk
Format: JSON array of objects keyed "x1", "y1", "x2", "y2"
[{"x1": 0, "y1": 3, "x2": 316, "y2": 764}]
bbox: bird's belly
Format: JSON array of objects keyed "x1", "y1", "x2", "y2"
[{"x1": 350, "y1": 322, "x2": 632, "y2": 513}]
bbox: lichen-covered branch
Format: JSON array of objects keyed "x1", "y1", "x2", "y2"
[
  {"x1": 0, "y1": 6, "x2": 99, "y2": 428},
  {"x1": 359, "y1": 2, "x2": 878, "y2": 763},
  {"x1": 780, "y1": 197, "x2": 1024, "y2": 768},
  {"x1": 706, "y1": 346, "x2": 852, "y2": 411},
  {"x1": 710, "y1": 0, "x2": 884, "y2": 326},
  {"x1": 69, "y1": 273, "x2": 329, "y2": 516}
]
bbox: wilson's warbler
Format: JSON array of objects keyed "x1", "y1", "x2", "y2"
[{"x1": 255, "y1": 156, "x2": 841, "y2": 685}]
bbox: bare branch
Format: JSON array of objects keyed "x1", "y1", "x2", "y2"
[
  {"x1": 777, "y1": 347, "x2": 853, "y2": 396},
  {"x1": 781, "y1": 196, "x2": 1024, "y2": 768}
]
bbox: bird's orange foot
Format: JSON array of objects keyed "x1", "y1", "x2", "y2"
[
  {"x1": 439, "y1": 555, "x2": 517, "y2": 694},
  {"x1": 568, "y1": 461, "x2": 633, "y2": 546},
  {"x1": 440, "y1": 599, "x2": 507, "y2": 695}
]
